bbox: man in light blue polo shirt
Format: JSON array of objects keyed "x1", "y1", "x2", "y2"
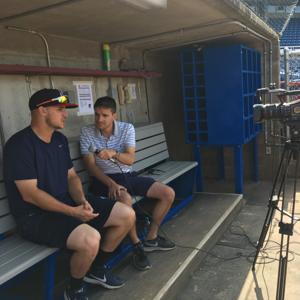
[{"x1": 80, "y1": 96, "x2": 175, "y2": 271}]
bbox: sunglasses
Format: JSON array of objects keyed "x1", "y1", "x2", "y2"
[{"x1": 36, "y1": 95, "x2": 68, "y2": 107}]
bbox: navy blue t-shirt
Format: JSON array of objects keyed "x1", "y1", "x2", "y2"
[{"x1": 3, "y1": 126, "x2": 73, "y2": 221}]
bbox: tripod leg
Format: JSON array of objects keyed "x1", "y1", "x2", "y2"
[
  {"x1": 276, "y1": 147, "x2": 300, "y2": 300},
  {"x1": 252, "y1": 146, "x2": 291, "y2": 270},
  {"x1": 276, "y1": 256, "x2": 288, "y2": 300}
]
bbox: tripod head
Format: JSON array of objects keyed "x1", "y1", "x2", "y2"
[{"x1": 253, "y1": 85, "x2": 300, "y2": 143}]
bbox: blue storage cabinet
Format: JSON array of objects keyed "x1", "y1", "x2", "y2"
[{"x1": 181, "y1": 44, "x2": 262, "y2": 193}]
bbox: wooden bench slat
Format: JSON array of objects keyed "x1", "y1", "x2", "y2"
[
  {"x1": 0, "y1": 215, "x2": 16, "y2": 234},
  {"x1": 69, "y1": 139, "x2": 81, "y2": 159},
  {"x1": 0, "y1": 182, "x2": 6, "y2": 199},
  {"x1": 140, "y1": 161, "x2": 198, "y2": 184},
  {"x1": 77, "y1": 170, "x2": 90, "y2": 184},
  {"x1": 0, "y1": 236, "x2": 28, "y2": 257},
  {"x1": 0, "y1": 238, "x2": 57, "y2": 285},
  {"x1": 133, "y1": 151, "x2": 169, "y2": 172},
  {"x1": 132, "y1": 161, "x2": 198, "y2": 204},
  {"x1": 136, "y1": 134, "x2": 166, "y2": 151},
  {"x1": 0, "y1": 199, "x2": 9, "y2": 217},
  {"x1": 135, "y1": 142, "x2": 168, "y2": 162},
  {"x1": 83, "y1": 182, "x2": 89, "y2": 194},
  {"x1": 135, "y1": 122, "x2": 164, "y2": 140},
  {"x1": 0, "y1": 166, "x2": 3, "y2": 182},
  {"x1": 0, "y1": 239, "x2": 40, "y2": 265},
  {"x1": 73, "y1": 159, "x2": 86, "y2": 173}
]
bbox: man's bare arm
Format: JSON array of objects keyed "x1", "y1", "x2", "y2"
[
  {"x1": 15, "y1": 179, "x2": 98, "y2": 221},
  {"x1": 83, "y1": 153, "x2": 127, "y2": 200},
  {"x1": 83, "y1": 153, "x2": 116, "y2": 186},
  {"x1": 67, "y1": 167, "x2": 88, "y2": 205},
  {"x1": 98, "y1": 146, "x2": 135, "y2": 165}
]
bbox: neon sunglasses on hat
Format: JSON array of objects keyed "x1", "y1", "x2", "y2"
[{"x1": 36, "y1": 95, "x2": 68, "y2": 107}]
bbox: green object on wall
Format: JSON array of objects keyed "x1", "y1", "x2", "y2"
[{"x1": 102, "y1": 43, "x2": 111, "y2": 71}]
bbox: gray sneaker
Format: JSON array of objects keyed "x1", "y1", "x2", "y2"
[
  {"x1": 132, "y1": 242, "x2": 152, "y2": 271},
  {"x1": 64, "y1": 285, "x2": 88, "y2": 300},
  {"x1": 84, "y1": 267, "x2": 125, "y2": 289},
  {"x1": 143, "y1": 236, "x2": 175, "y2": 252}
]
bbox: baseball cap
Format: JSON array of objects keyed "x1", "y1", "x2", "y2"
[{"x1": 29, "y1": 88, "x2": 78, "y2": 111}]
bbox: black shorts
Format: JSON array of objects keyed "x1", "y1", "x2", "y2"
[
  {"x1": 90, "y1": 172, "x2": 155, "y2": 197},
  {"x1": 16, "y1": 195, "x2": 116, "y2": 249}
]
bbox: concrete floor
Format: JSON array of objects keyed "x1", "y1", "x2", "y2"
[
  {"x1": 87, "y1": 192, "x2": 243, "y2": 300},
  {"x1": 2, "y1": 180, "x2": 300, "y2": 300},
  {"x1": 87, "y1": 180, "x2": 300, "y2": 300},
  {"x1": 176, "y1": 180, "x2": 300, "y2": 300}
]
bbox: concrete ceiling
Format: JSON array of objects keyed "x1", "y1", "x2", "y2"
[{"x1": 0, "y1": 0, "x2": 278, "y2": 50}]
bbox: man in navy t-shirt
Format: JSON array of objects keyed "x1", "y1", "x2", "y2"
[{"x1": 3, "y1": 89, "x2": 135, "y2": 300}]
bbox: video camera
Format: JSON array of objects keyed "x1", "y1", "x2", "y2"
[{"x1": 253, "y1": 86, "x2": 300, "y2": 140}]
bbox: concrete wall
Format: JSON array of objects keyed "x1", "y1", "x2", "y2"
[
  {"x1": 144, "y1": 38, "x2": 281, "y2": 181},
  {"x1": 0, "y1": 27, "x2": 150, "y2": 143},
  {"x1": 0, "y1": 22, "x2": 281, "y2": 181},
  {"x1": 144, "y1": 51, "x2": 194, "y2": 161}
]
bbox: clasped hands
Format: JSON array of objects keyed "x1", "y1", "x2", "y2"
[
  {"x1": 72, "y1": 199, "x2": 99, "y2": 222},
  {"x1": 96, "y1": 148, "x2": 117, "y2": 160}
]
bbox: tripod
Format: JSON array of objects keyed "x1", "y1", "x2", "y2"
[{"x1": 252, "y1": 139, "x2": 300, "y2": 300}]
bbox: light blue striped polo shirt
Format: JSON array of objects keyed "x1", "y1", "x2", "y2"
[{"x1": 80, "y1": 121, "x2": 135, "y2": 174}]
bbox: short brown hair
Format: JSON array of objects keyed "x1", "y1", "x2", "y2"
[{"x1": 94, "y1": 96, "x2": 116, "y2": 113}]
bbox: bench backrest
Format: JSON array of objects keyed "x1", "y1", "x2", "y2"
[
  {"x1": 0, "y1": 122, "x2": 169, "y2": 236},
  {"x1": 0, "y1": 175, "x2": 14, "y2": 236},
  {"x1": 69, "y1": 121, "x2": 170, "y2": 173},
  {"x1": 134, "y1": 122, "x2": 169, "y2": 172}
]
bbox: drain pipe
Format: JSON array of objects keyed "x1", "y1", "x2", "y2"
[
  {"x1": 118, "y1": 19, "x2": 275, "y2": 146},
  {"x1": 6, "y1": 26, "x2": 54, "y2": 88},
  {"x1": 111, "y1": 19, "x2": 274, "y2": 90},
  {"x1": 141, "y1": 30, "x2": 247, "y2": 122},
  {"x1": 111, "y1": 19, "x2": 277, "y2": 148}
]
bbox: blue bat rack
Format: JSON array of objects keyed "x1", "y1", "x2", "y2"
[{"x1": 181, "y1": 44, "x2": 262, "y2": 193}]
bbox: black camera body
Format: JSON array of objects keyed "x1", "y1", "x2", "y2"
[
  {"x1": 253, "y1": 88, "x2": 300, "y2": 141},
  {"x1": 254, "y1": 98, "x2": 300, "y2": 122}
]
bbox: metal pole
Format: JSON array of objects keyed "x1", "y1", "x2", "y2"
[{"x1": 284, "y1": 47, "x2": 290, "y2": 91}]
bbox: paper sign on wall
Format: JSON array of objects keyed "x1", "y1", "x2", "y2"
[
  {"x1": 73, "y1": 81, "x2": 94, "y2": 115},
  {"x1": 127, "y1": 83, "x2": 137, "y2": 100}
]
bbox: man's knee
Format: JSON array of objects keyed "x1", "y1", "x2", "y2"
[
  {"x1": 122, "y1": 204, "x2": 136, "y2": 227},
  {"x1": 67, "y1": 224, "x2": 101, "y2": 257},
  {"x1": 118, "y1": 190, "x2": 132, "y2": 206},
  {"x1": 115, "y1": 202, "x2": 136, "y2": 227},
  {"x1": 160, "y1": 185, "x2": 175, "y2": 204}
]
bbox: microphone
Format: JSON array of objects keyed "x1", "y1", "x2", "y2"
[{"x1": 88, "y1": 145, "x2": 116, "y2": 163}]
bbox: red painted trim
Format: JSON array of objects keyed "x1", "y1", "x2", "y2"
[{"x1": 0, "y1": 64, "x2": 161, "y2": 78}]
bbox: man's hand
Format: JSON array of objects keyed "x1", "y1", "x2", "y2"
[
  {"x1": 108, "y1": 182, "x2": 127, "y2": 200},
  {"x1": 72, "y1": 204, "x2": 99, "y2": 222},
  {"x1": 96, "y1": 149, "x2": 116, "y2": 160},
  {"x1": 82, "y1": 200, "x2": 93, "y2": 211}
]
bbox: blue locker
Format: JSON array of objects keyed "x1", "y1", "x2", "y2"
[
  {"x1": 180, "y1": 44, "x2": 262, "y2": 193},
  {"x1": 181, "y1": 44, "x2": 261, "y2": 146}
]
